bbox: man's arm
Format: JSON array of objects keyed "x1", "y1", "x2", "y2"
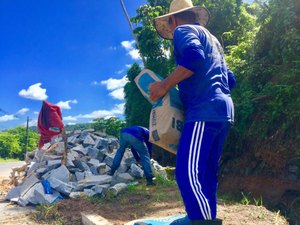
[
  {"x1": 227, "y1": 67, "x2": 236, "y2": 90},
  {"x1": 149, "y1": 65, "x2": 193, "y2": 102}
]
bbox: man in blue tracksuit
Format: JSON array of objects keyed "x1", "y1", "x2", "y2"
[
  {"x1": 109, "y1": 126, "x2": 155, "y2": 186},
  {"x1": 149, "y1": 0, "x2": 236, "y2": 224}
]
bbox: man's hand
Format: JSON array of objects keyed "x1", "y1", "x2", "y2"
[
  {"x1": 149, "y1": 81, "x2": 168, "y2": 102},
  {"x1": 148, "y1": 66, "x2": 194, "y2": 102}
]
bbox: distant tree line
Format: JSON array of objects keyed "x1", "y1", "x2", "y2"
[{"x1": 0, "y1": 127, "x2": 39, "y2": 160}]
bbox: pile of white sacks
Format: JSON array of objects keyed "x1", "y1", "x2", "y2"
[{"x1": 5, "y1": 129, "x2": 166, "y2": 206}]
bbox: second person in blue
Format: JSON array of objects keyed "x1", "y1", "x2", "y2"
[{"x1": 109, "y1": 126, "x2": 156, "y2": 186}]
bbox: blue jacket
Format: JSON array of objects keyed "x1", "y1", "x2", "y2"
[
  {"x1": 121, "y1": 126, "x2": 152, "y2": 160},
  {"x1": 173, "y1": 24, "x2": 236, "y2": 123}
]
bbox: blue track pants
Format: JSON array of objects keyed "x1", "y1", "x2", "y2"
[{"x1": 176, "y1": 121, "x2": 230, "y2": 220}]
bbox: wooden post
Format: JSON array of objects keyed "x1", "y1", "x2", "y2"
[
  {"x1": 25, "y1": 116, "x2": 29, "y2": 161},
  {"x1": 62, "y1": 129, "x2": 68, "y2": 165}
]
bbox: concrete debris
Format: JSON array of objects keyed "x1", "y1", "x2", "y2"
[
  {"x1": 109, "y1": 183, "x2": 128, "y2": 196},
  {"x1": 5, "y1": 129, "x2": 164, "y2": 206},
  {"x1": 112, "y1": 173, "x2": 135, "y2": 185},
  {"x1": 129, "y1": 163, "x2": 144, "y2": 178},
  {"x1": 81, "y1": 213, "x2": 113, "y2": 225}
]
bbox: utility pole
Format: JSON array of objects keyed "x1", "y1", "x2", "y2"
[
  {"x1": 25, "y1": 116, "x2": 29, "y2": 161},
  {"x1": 119, "y1": 0, "x2": 146, "y2": 67}
]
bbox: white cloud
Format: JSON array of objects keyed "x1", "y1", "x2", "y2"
[
  {"x1": 67, "y1": 122, "x2": 76, "y2": 125},
  {"x1": 129, "y1": 49, "x2": 142, "y2": 60},
  {"x1": 116, "y1": 69, "x2": 124, "y2": 75},
  {"x1": 28, "y1": 119, "x2": 37, "y2": 127},
  {"x1": 100, "y1": 76, "x2": 128, "y2": 100},
  {"x1": 109, "y1": 88, "x2": 124, "y2": 100},
  {"x1": 16, "y1": 108, "x2": 29, "y2": 115},
  {"x1": 19, "y1": 83, "x2": 48, "y2": 100},
  {"x1": 56, "y1": 100, "x2": 78, "y2": 110},
  {"x1": 0, "y1": 115, "x2": 18, "y2": 122},
  {"x1": 126, "y1": 64, "x2": 132, "y2": 68},
  {"x1": 113, "y1": 103, "x2": 125, "y2": 114},
  {"x1": 121, "y1": 40, "x2": 142, "y2": 60},
  {"x1": 79, "y1": 110, "x2": 113, "y2": 119},
  {"x1": 101, "y1": 76, "x2": 128, "y2": 91},
  {"x1": 77, "y1": 103, "x2": 124, "y2": 119},
  {"x1": 63, "y1": 116, "x2": 78, "y2": 121},
  {"x1": 121, "y1": 40, "x2": 135, "y2": 50},
  {"x1": 34, "y1": 111, "x2": 39, "y2": 115},
  {"x1": 91, "y1": 81, "x2": 101, "y2": 86},
  {"x1": 61, "y1": 104, "x2": 124, "y2": 122}
]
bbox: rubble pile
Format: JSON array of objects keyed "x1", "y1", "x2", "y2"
[{"x1": 5, "y1": 129, "x2": 148, "y2": 206}]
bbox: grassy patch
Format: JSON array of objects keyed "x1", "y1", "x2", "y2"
[
  {"x1": 34, "y1": 204, "x2": 64, "y2": 225},
  {"x1": 219, "y1": 191, "x2": 264, "y2": 207},
  {"x1": 0, "y1": 158, "x2": 20, "y2": 163},
  {"x1": 89, "y1": 177, "x2": 179, "y2": 206}
]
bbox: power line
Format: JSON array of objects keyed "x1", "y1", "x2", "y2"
[
  {"x1": 0, "y1": 107, "x2": 19, "y2": 118},
  {"x1": 0, "y1": 108, "x2": 9, "y2": 115}
]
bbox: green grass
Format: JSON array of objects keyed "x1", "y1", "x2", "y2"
[
  {"x1": 0, "y1": 158, "x2": 20, "y2": 163},
  {"x1": 34, "y1": 204, "x2": 64, "y2": 225},
  {"x1": 218, "y1": 191, "x2": 264, "y2": 207},
  {"x1": 87, "y1": 174, "x2": 180, "y2": 207}
]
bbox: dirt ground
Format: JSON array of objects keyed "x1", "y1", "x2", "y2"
[{"x1": 0, "y1": 177, "x2": 289, "y2": 225}]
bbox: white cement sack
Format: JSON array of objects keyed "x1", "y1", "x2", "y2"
[{"x1": 134, "y1": 69, "x2": 184, "y2": 154}]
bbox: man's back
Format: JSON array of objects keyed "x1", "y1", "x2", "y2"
[{"x1": 173, "y1": 24, "x2": 235, "y2": 123}]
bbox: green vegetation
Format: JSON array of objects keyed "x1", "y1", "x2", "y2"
[
  {"x1": 64, "y1": 123, "x2": 93, "y2": 131},
  {"x1": 0, "y1": 158, "x2": 20, "y2": 163},
  {"x1": 0, "y1": 126, "x2": 39, "y2": 160},
  {"x1": 91, "y1": 117, "x2": 126, "y2": 138},
  {"x1": 124, "y1": 0, "x2": 300, "y2": 173},
  {"x1": 241, "y1": 192, "x2": 251, "y2": 205},
  {"x1": 223, "y1": 0, "x2": 300, "y2": 173},
  {"x1": 34, "y1": 204, "x2": 64, "y2": 225},
  {"x1": 89, "y1": 176, "x2": 180, "y2": 206},
  {"x1": 124, "y1": 63, "x2": 152, "y2": 128}
]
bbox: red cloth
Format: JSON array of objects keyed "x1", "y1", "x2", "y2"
[{"x1": 38, "y1": 101, "x2": 64, "y2": 149}]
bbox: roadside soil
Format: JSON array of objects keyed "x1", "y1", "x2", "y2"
[
  {"x1": 0, "y1": 177, "x2": 48, "y2": 225},
  {"x1": 0, "y1": 177, "x2": 289, "y2": 225}
]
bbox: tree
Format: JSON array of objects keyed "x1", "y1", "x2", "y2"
[
  {"x1": 64, "y1": 123, "x2": 92, "y2": 131},
  {"x1": 131, "y1": 0, "x2": 175, "y2": 76},
  {"x1": 0, "y1": 132, "x2": 22, "y2": 158},
  {"x1": 92, "y1": 117, "x2": 126, "y2": 138},
  {"x1": 223, "y1": 0, "x2": 300, "y2": 178},
  {"x1": 104, "y1": 117, "x2": 127, "y2": 138},
  {"x1": 0, "y1": 126, "x2": 39, "y2": 159},
  {"x1": 124, "y1": 63, "x2": 152, "y2": 127}
]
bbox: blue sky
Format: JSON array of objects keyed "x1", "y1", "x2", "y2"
[{"x1": 0, "y1": 0, "x2": 147, "y2": 130}]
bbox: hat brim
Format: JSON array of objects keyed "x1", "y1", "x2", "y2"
[{"x1": 154, "y1": 6, "x2": 210, "y2": 40}]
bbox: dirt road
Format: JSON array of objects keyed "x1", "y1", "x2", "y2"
[
  {"x1": 0, "y1": 161, "x2": 45, "y2": 225},
  {"x1": 0, "y1": 161, "x2": 26, "y2": 179}
]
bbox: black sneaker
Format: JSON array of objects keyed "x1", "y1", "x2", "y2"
[
  {"x1": 107, "y1": 168, "x2": 115, "y2": 176},
  {"x1": 190, "y1": 219, "x2": 223, "y2": 225},
  {"x1": 170, "y1": 215, "x2": 190, "y2": 225},
  {"x1": 146, "y1": 177, "x2": 156, "y2": 186}
]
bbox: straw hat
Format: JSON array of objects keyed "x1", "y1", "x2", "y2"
[{"x1": 154, "y1": 0, "x2": 210, "y2": 40}]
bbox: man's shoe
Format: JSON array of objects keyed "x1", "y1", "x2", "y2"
[
  {"x1": 191, "y1": 219, "x2": 222, "y2": 225},
  {"x1": 107, "y1": 168, "x2": 115, "y2": 176},
  {"x1": 146, "y1": 177, "x2": 156, "y2": 186},
  {"x1": 170, "y1": 215, "x2": 191, "y2": 225}
]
